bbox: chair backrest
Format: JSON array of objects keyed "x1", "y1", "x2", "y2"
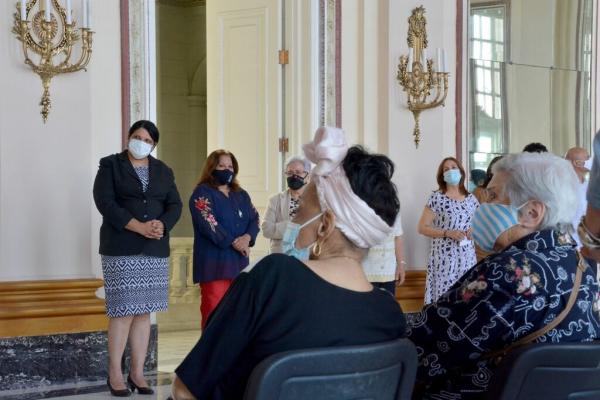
[
  {"x1": 486, "y1": 342, "x2": 600, "y2": 400},
  {"x1": 243, "y1": 338, "x2": 417, "y2": 400}
]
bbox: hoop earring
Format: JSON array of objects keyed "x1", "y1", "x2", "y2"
[
  {"x1": 313, "y1": 241, "x2": 322, "y2": 258},
  {"x1": 317, "y1": 222, "x2": 325, "y2": 236}
]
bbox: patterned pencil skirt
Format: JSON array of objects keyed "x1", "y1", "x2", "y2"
[{"x1": 101, "y1": 254, "x2": 169, "y2": 318}]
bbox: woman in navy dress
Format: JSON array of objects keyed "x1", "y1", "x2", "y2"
[{"x1": 190, "y1": 150, "x2": 260, "y2": 328}]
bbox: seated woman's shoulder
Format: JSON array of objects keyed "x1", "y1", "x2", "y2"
[
  {"x1": 236, "y1": 254, "x2": 304, "y2": 291},
  {"x1": 480, "y1": 245, "x2": 579, "y2": 292},
  {"x1": 244, "y1": 253, "x2": 299, "y2": 276}
]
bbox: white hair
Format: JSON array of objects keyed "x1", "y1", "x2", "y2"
[
  {"x1": 493, "y1": 152, "x2": 579, "y2": 231},
  {"x1": 285, "y1": 156, "x2": 311, "y2": 173}
]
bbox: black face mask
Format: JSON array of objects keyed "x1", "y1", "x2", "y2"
[
  {"x1": 212, "y1": 169, "x2": 234, "y2": 185},
  {"x1": 287, "y1": 175, "x2": 305, "y2": 191}
]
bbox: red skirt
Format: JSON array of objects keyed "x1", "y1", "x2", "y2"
[{"x1": 199, "y1": 279, "x2": 232, "y2": 329}]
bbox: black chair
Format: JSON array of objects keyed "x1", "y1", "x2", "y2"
[
  {"x1": 486, "y1": 342, "x2": 600, "y2": 400},
  {"x1": 243, "y1": 338, "x2": 417, "y2": 400}
]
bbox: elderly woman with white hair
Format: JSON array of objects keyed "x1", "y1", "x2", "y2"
[
  {"x1": 262, "y1": 156, "x2": 311, "y2": 254},
  {"x1": 409, "y1": 152, "x2": 600, "y2": 399}
]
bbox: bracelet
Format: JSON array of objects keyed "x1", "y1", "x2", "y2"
[{"x1": 578, "y1": 218, "x2": 600, "y2": 249}]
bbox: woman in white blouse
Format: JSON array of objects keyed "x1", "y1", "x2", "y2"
[
  {"x1": 362, "y1": 213, "x2": 406, "y2": 295},
  {"x1": 262, "y1": 157, "x2": 311, "y2": 253}
]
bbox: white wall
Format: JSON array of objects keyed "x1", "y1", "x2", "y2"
[
  {"x1": 0, "y1": 1, "x2": 121, "y2": 281},
  {"x1": 342, "y1": 0, "x2": 462, "y2": 269}
]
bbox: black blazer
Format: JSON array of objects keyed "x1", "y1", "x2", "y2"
[{"x1": 93, "y1": 151, "x2": 183, "y2": 257}]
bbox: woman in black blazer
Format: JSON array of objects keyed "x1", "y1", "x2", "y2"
[{"x1": 93, "y1": 120, "x2": 182, "y2": 396}]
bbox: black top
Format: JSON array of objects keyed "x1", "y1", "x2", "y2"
[
  {"x1": 93, "y1": 151, "x2": 182, "y2": 257},
  {"x1": 175, "y1": 253, "x2": 407, "y2": 399}
]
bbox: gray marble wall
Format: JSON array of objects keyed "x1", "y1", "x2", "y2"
[{"x1": 0, "y1": 326, "x2": 158, "y2": 392}]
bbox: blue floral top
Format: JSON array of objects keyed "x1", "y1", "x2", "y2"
[
  {"x1": 189, "y1": 184, "x2": 260, "y2": 283},
  {"x1": 408, "y1": 229, "x2": 600, "y2": 399}
]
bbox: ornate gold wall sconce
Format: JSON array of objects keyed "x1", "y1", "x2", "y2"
[
  {"x1": 12, "y1": 0, "x2": 93, "y2": 123},
  {"x1": 397, "y1": 6, "x2": 449, "y2": 148}
]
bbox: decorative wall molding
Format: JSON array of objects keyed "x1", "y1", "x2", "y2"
[
  {"x1": 0, "y1": 279, "x2": 108, "y2": 338},
  {"x1": 455, "y1": 0, "x2": 465, "y2": 161},
  {"x1": 121, "y1": 0, "x2": 157, "y2": 149},
  {"x1": 319, "y1": 0, "x2": 342, "y2": 127},
  {"x1": 120, "y1": 0, "x2": 131, "y2": 148},
  {"x1": 395, "y1": 270, "x2": 426, "y2": 313},
  {"x1": 128, "y1": 0, "x2": 149, "y2": 126}
]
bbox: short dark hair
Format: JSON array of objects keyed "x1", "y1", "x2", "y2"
[
  {"x1": 470, "y1": 169, "x2": 487, "y2": 186},
  {"x1": 484, "y1": 155, "x2": 503, "y2": 187},
  {"x1": 128, "y1": 120, "x2": 160, "y2": 144},
  {"x1": 522, "y1": 142, "x2": 548, "y2": 153},
  {"x1": 342, "y1": 146, "x2": 399, "y2": 227}
]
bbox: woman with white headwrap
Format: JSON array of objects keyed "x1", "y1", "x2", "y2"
[{"x1": 170, "y1": 127, "x2": 407, "y2": 400}]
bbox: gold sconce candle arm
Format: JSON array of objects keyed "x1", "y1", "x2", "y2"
[
  {"x1": 11, "y1": 0, "x2": 94, "y2": 123},
  {"x1": 60, "y1": 29, "x2": 93, "y2": 73},
  {"x1": 396, "y1": 6, "x2": 450, "y2": 148}
]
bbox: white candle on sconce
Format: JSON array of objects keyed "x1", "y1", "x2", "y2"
[
  {"x1": 66, "y1": 0, "x2": 72, "y2": 24},
  {"x1": 442, "y1": 49, "x2": 448, "y2": 73},
  {"x1": 407, "y1": 48, "x2": 414, "y2": 73},
  {"x1": 82, "y1": 0, "x2": 88, "y2": 28},
  {"x1": 44, "y1": 0, "x2": 51, "y2": 22},
  {"x1": 421, "y1": 49, "x2": 427, "y2": 68},
  {"x1": 436, "y1": 48, "x2": 442, "y2": 72},
  {"x1": 87, "y1": 0, "x2": 92, "y2": 28},
  {"x1": 20, "y1": 0, "x2": 26, "y2": 21}
]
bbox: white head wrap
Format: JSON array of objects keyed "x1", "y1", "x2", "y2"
[{"x1": 303, "y1": 126, "x2": 393, "y2": 248}]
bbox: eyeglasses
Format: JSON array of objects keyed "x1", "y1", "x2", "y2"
[{"x1": 285, "y1": 170, "x2": 308, "y2": 178}]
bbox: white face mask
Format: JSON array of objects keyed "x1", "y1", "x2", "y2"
[
  {"x1": 584, "y1": 158, "x2": 593, "y2": 171},
  {"x1": 128, "y1": 139, "x2": 153, "y2": 160}
]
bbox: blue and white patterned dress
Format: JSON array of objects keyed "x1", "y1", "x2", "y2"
[
  {"x1": 101, "y1": 166, "x2": 169, "y2": 318},
  {"x1": 425, "y1": 191, "x2": 479, "y2": 304},
  {"x1": 408, "y1": 229, "x2": 600, "y2": 399}
]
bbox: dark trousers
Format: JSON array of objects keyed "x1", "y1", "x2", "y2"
[{"x1": 372, "y1": 281, "x2": 396, "y2": 296}]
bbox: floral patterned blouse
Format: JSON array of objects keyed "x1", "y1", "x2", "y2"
[
  {"x1": 189, "y1": 184, "x2": 260, "y2": 283},
  {"x1": 408, "y1": 229, "x2": 600, "y2": 399}
]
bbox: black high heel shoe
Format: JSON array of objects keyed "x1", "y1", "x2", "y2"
[
  {"x1": 107, "y1": 377, "x2": 132, "y2": 397},
  {"x1": 127, "y1": 375, "x2": 155, "y2": 395}
]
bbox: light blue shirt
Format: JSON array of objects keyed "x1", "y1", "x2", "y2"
[{"x1": 588, "y1": 132, "x2": 600, "y2": 209}]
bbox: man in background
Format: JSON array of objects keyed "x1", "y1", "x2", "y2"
[
  {"x1": 565, "y1": 147, "x2": 592, "y2": 247},
  {"x1": 523, "y1": 142, "x2": 548, "y2": 153}
]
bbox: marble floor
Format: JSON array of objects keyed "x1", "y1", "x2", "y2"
[
  {"x1": 0, "y1": 330, "x2": 201, "y2": 400},
  {"x1": 157, "y1": 330, "x2": 201, "y2": 374},
  {"x1": 13, "y1": 384, "x2": 174, "y2": 400}
]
